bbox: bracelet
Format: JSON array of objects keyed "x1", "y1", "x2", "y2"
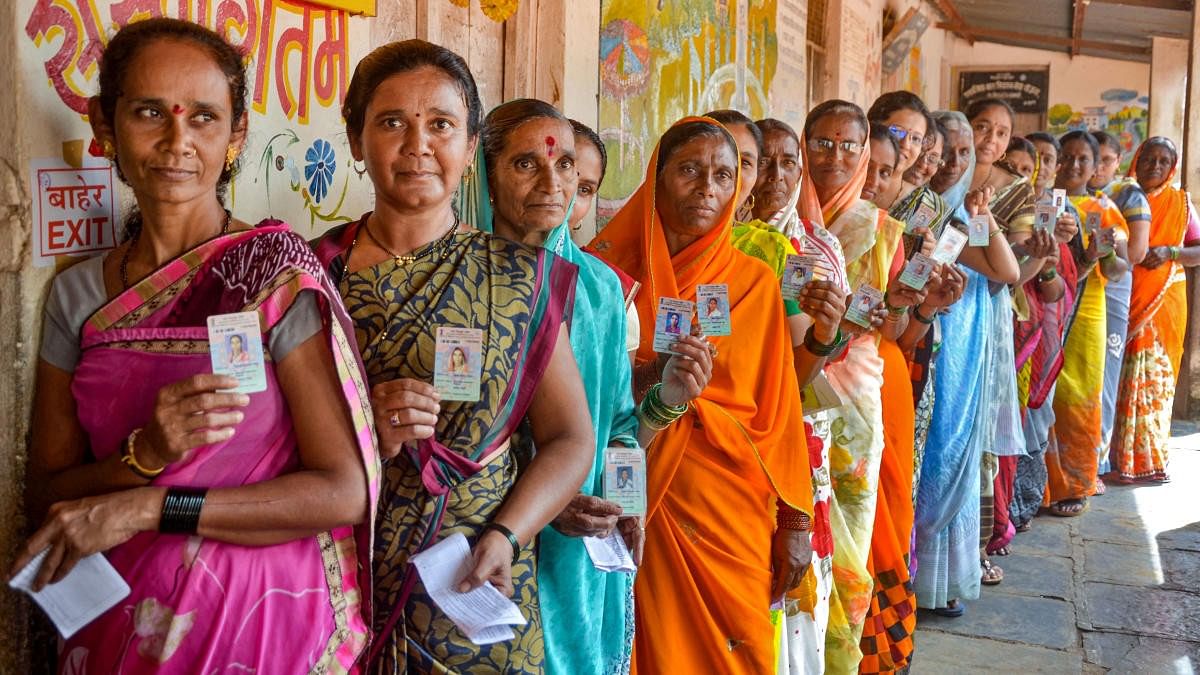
[
  {"x1": 912, "y1": 304, "x2": 936, "y2": 325},
  {"x1": 1038, "y1": 268, "x2": 1058, "y2": 282},
  {"x1": 639, "y1": 383, "x2": 688, "y2": 430},
  {"x1": 776, "y1": 506, "x2": 812, "y2": 532},
  {"x1": 159, "y1": 486, "x2": 207, "y2": 535},
  {"x1": 803, "y1": 326, "x2": 841, "y2": 357},
  {"x1": 483, "y1": 522, "x2": 521, "y2": 562},
  {"x1": 989, "y1": 228, "x2": 1003, "y2": 239},
  {"x1": 883, "y1": 293, "x2": 907, "y2": 316},
  {"x1": 120, "y1": 428, "x2": 164, "y2": 480},
  {"x1": 1171, "y1": 246, "x2": 1182, "y2": 261}
]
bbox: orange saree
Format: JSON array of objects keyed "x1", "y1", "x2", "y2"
[
  {"x1": 1111, "y1": 152, "x2": 1194, "y2": 482},
  {"x1": 859, "y1": 336, "x2": 918, "y2": 673},
  {"x1": 590, "y1": 117, "x2": 813, "y2": 675}
]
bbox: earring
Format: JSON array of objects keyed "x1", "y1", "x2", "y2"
[
  {"x1": 224, "y1": 146, "x2": 239, "y2": 172},
  {"x1": 463, "y1": 163, "x2": 476, "y2": 182},
  {"x1": 102, "y1": 140, "x2": 116, "y2": 162},
  {"x1": 353, "y1": 159, "x2": 367, "y2": 178},
  {"x1": 746, "y1": 193, "x2": 757, "y2": 210}
]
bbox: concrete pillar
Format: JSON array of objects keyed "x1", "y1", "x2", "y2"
[
  {"x1": 1176, "y1": 8, "x2": 1200, "y2": 420},
  {"x1": 1149, "y1": 37, "x2": 1188, "y2": 141}
]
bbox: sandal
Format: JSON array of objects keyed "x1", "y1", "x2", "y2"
[
  {"x1": 1015, "y1": 521, "x2": 1032, "y2": 533},
  {"x1": 1093, "y1": 479, "x2": 1107, "y2": 496},
  {"x1": 981, "y1": 558, "x2": 1004, "y2": 586},
  {"x1": 932, "y1": 599, "x2": 965, "y2": 617},
  {"x1": 989, "y1": 545, "x2": 1012, "y2": 556},
  {"x1": 1048, "y1": 498, "x2": 1089, "y2": 517}
]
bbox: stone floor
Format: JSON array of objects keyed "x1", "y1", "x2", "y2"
[{"x1": 911, "y1": 422, "x2": 1200, "y2": 674}]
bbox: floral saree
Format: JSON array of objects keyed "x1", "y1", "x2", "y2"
[
  {"x1": 65, "y1": 222, "x2": 379, "y2": 673},
  {"x1": 591, "y1": 117, "x2": 813, "y2": 675},
  {"x1": 1111, "y1": 157, "x2": 1196, "y2": 482},
  {"x1": 316, "y1": 217, "x2": 578, "y2": 674},
  {"x1": 1046, "y1": 197, "x2": 1128, "y2": 503}
]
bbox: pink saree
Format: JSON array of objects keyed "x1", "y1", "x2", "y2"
[{"x1": 60, "y1": 222, "x2": 379, "y2": 673}]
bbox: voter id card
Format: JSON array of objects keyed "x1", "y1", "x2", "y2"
[
  {"x1": 782, "y1": 254, "x2": 820, "y2": 299},
  {"x1": 1034, "y1": 204, "x2": 1056, "y2": 235},
  {"x1": 899, "y1": 253, "x2": 936, "y2": 291},
  {"x1": 968, "y1": 214, "x2": 990, "y2": 246},
  {"x1": 844, "y1": 285, "x2": 884, "y2": 328},
  {"x1": 1052, "y1": 189, "x2": 1067, "y2": 217},
  {"x1": 653, "y1": 297, "x2": 695, "y2": 353},
  {"x1": 906, "y1": 202, "x2": 937, "y2": 233},
  {"x1": 696, "y1": 284, "x2": 731, "y2": 336},
  {"x1": 208, "y1": 311, "x2": 267, "y2": 394},
  {"x1": 434, "y1": 327, "x2": 483, "y2": 401},
  {"x1": 930, "y1": 226, "x2": 968, "y2": 265},
  {"x1": 604, "y1": 446, "x2": 646, "y2": 516}
]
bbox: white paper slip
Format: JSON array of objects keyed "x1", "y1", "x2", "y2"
[
  {"x1": 968, "y1": 214, "x2": 990, "y2": 246},
  {"x1": 583, "y1": 531, "x2": 637, "y2": 573},
  {"x1": 9, "y1": 550, "x2": 130, "y2": 639},
  {"x1": 410, "y1": 532, "x2": 526, "y2": 645},
  {"x1": 208, "y1": 311, "x2": 267, "y2": 394},
  {"x1": 801, "y1": 372, "x2": 845, "y2": 415},
  {"x1": 929, "y1": 226, "x2": 968, "y2": 265},
  {"x1": 898, "y1": 253, "x2": 936, "y2": 291}
]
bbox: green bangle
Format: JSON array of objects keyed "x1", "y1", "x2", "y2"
[
  {"x1": 483, "y1": 522, "x2": 521, "y2": 562},
  {"x1": 1038, "y1": 268, "x2": 1058, "y2": 282},
  {"x1": 640, "y1": 383, "x2": 686, "y2": 429},
  {"x1": 803, "y1": 326, "x2": 841, "y2": 356},
  {"x1": 883, "y1": 293, "x2": 906, "y2": 315},
  {"x1": 912, "y1": 304, "x2": 936, "y2": 325},
  {"x1": 1171, "y1": 246, "x2": 1182, "y2": 261}
]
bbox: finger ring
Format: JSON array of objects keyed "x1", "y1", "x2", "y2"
[{"x1": 389, "y1": 412, "x2": 401, "y2": 427}]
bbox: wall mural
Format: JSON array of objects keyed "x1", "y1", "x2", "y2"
[
  {"x1": 20, "y1": 0, "x2": 376, "y2": 260},
  {"x1": 597, "y1": 0, "x2": 780, "y2": 223},
  {"x1": 1047, "y1": 88, "x2": 1150, "y2": 173}
]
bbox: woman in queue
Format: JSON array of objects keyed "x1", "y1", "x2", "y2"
[
  {"x1": 590, "y1": 116, "x2": 814, "y2": 674},
  {"x1": 1111, "y1": 136, "x2": 1200, "y2": 485},
  {"x1": 475, "y1": 99, "x2": 711, "y2": 675},
  {"x1": 316, "y1": 41, "x2": 596, "y2": 672},
  {"x1": 1044, "y1": 130, "x2": 1130, "y2": 518},
  {"x1": 15, "y1": 18, "x2": 378, "y2": 671}
]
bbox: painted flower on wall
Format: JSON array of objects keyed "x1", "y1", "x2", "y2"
[{"x1": 304, "y1": 139, "x2": 336, "y2": 204}]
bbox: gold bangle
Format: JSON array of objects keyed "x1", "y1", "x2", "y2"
[{"x1": 120, "y1": 428, "x2": 163, "y2": 480}]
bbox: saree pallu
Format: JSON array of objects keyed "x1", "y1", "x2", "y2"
[
  {"x1": 822, "y1": 204, "x2": 904, "y2": 674},
  {"x1": 65, "y1": 223, "x2": 379, "y2": 673},
  {"x1": 858, "y1": 338, "x2": 917, "y2": 673},
  {"x1": 914, "y1": 269, "x2": 992, "y2": 608},
  {"x1": 318, "y1": 220, "x2": 577, "y2": 674},
  {"x1": 1046, "y1": 197, "x2": 1127, "y2": 502},
  {"x1": 591, "y1": 117, "x2": 813, "y2": 675},
  {"x1": 1111, "y1": 184, "x2": 1193, "y2": 482}
]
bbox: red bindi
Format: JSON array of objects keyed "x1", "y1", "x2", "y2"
[
  {"x1": 172, "y1": 104, "x2": 185, "y2": 115},
  {"x1": 545, "y1": 136, "x2": 556, "y2": 157}
]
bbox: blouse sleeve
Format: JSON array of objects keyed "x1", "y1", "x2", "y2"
[
  {"x1": 625, "y1": 304, "x2": 641, "y2": 353},
  {"x1": 1186, "y1": 199, "x2": 1200, "y2": 244}
]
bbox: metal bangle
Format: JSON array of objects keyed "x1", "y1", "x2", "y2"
[{"x1": 483, "y1": 522, "x2": 521, "y2": 561}]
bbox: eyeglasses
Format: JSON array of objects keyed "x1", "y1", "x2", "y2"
[
  {"x1": 918, "y1": 152, "x2": 945, "y2": 168},
  {"x1": 888, "y1": 125, "x2": 924, "y2": 147},
  {"x1": 807, "y1": 138, "x2": 862, "y2": 155}
]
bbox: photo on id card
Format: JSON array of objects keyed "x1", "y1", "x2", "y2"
[
  {"x1": 930, "y1": 226, "x2": 968, "y2": 265},
  {"x1": 604, "y1": 446, "x2": 646, "y2": 516},
  {"x1": 968, "y1": 214, "x2": 990, "y2": 246},
  {"x1": 1034, "y1": 204, "x2": 1056, "y2": 235},
  {"x1": 696, "y1": 284, "x2": 731, "y2": 336},
  {"x1": 844, "y1": 286, "x2": 883, "y2": 328},
  {"x1": 653, "y1": 298, "x2": 695, "y2": 353},
  {"x1": 899, "y1": 253, "x2": 935, "y2": 291},
  {"x1": 208, "y1": 311, "x2": 266, "y2": 394},
  {"x1": 906, "y1": 202, "x2": 936, "y2": 233},
  {"x1": 434, "y1": 327, "x2": 483, "y2": 401},
  {"x1": 781, "y1": 254, "x2": 818, "y2": 299}
]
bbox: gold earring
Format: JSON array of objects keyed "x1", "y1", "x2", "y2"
[
  {"x1": 102, "y1": 140, "x2": 116, "y2": 162},
  {"x1": 463, "y1": 163, "x2": 476, "y2": 182},
  {"x1": 224, "y1": 146, "x2": 239, "y2": 172}
]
